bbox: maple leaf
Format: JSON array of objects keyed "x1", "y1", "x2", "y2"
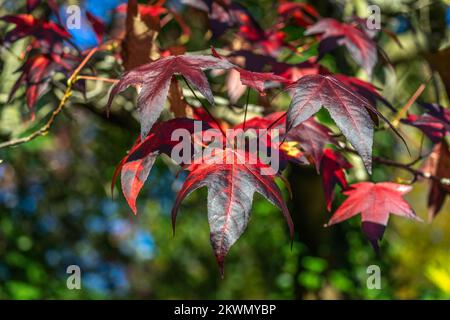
[
  {"x1": 171, "y1": 148, "x2": 293, "y2": 276},
  {"x1": 238, "y1": 68, "x2": 286, "y2": 94},
  {"x1": 327, "y1": 182, "x2": 422, "y2": 251},
  {"x1": 8, "y1": 46, "x2": 81, "y2": 117},
  {"x1": 206, "y1": 0, "x2": 264, "y2": 40},
  {"x1": 319, "y1": 149, "x2": 351, "y2": 211},
  {"x1": 419, "y1": 103, "x2": 450, "y2": 124},
  {"x1": 420, "y1": 141, "x2": 450, "y2": 220},
  {"x1": 332, "y1": 73, "x2": 395, "y2": 112},
  {"x1": 286, "y1": 74, "x2": 383, "y2": 173},
  {"x1": 284, "y1": 116, "x2": 337, "y2": 168},
  {"x1": 0, "y1": 14, "x2": 70, "y2": 47},
  {"x1": 112, "y1": 118, "x2": 203, "y2": 214},
  {"x1": 305, "y1": 18, "x2": 377, "y2": 77},
  {"x1": 106, "y1": 54, "x2": 234, "y2": 139}
]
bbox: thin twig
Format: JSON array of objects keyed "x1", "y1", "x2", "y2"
[
  {"x1": 181, "y1": 75, "x2": 226, "y2": 137},
  {"x1": 341, "y1": 147, "x2": 450, "y2": 186},
  {"x1": 372, "y1": 155, "x2": 449, "y2": 185},
  {"x1": 266, "y1": 111, "x2": 286, "y2": 131}
]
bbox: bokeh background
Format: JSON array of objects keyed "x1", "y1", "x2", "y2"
[{"x1": 0, "y1": 0, "x2": 449, "y2": 299}]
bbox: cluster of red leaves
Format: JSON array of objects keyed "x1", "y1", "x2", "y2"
[
  {"x1": 2, "y1": 0, "x2": 448, "y2": 275},
  {"x1": 106, "y1": 45, "x2": 424, "y2": 271},
  {"x1": 0, "y1": 3, "x2": 81, "y2": 118},
  {"x1": 402, "y1": 103, "x2": 450, "y2": 220}
]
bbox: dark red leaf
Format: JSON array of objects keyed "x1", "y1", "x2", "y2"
[
  {"x1": 0, "y1": 14, "x2": 70, "y2": 47},
  {"x1": 402, "y1": 114, "x2": 449, "y2": 143},
  {"x1": 86, "y1": 11, "x2": 105, "y2": 44},
  {"x1": 286, "y1": 74, "x2": 377, "y2": 173},
  {"x1": 327, "y1": 182, "x2": 422, "y2": 251},
  {"x1": 285, "y1": 117, "x2": 337, "y2": 168},
  {"x1": 8, "y1": 54, "x2": 54, "y2": 117},
  {"x1": 106, "y1": 54, "x2": 234, "y2": 139},
  {"x1": 171, "y1": 148, "x2": 293, "y2": 275},
  {"x1": 26, "y1": 0, "x2": 61, "y2": 23},
  {"x1": 305, "y1": 18, "x2": 377, "y2": 76},
  {"x1": 332, "y1": 73, "x2": 394, "y2": 111},
  {"x1": 238, "y1": 68, "x2": 286, "y2": 94},
  {"x1": 115, "y1": 3, "x2": 168, "y2": 18},
  {"x1": 402, "y1": 103, "x2": 450, "y2": 143},
  {"x1": 112, "y1": 118, "x2": 202, "y2": 213},
  {"x1": 419, "y1": 103, "x2": 450, "y2": 124},
  {"x1": 420, "y1": 140, "x2": 450, "y2": 220},
  {"x1": 235, "y1": 112, "x2": 334, "y2": 168},
  {"x1": 278, "y1": 2, "x2": 320, "y2": 27}
]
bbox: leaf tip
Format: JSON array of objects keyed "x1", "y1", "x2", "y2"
[
  {"x1": 216, "y1": 256, "x2": 225, "y2": 279},
  {"x1": 362, "y1": 221, "x2": 385, "y2": 254}
]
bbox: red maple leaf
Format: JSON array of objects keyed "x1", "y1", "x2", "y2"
[
  {"x1": 420, "y1": 141, "x2": 450, "y2": 220},
  {"x1": 286, "y1": 74, "x2": 386, "y2": 173},
  {"x1": 0, "y1": 14, "x2": 70, "y2": 47},
  {"x1": 211, "y1": 47, "x2": 286, "y2": 95},
  {"x1": 234, "y1": 112, "x2": 334, "y2": 167},
  {"x1": 332, "y1": 73, "x2": 394, "y2": 112},
  {"x1": 8, "y1": 53, "x2": 54, "y2": 117},
  {"x1": 327, "y1": 182, "x2": 422, "y2": 250},
  {"x1": 284, "y1": 116, "x2": 337, "y2": 167},
  {"x1": 8, "y1": 45, "x2": 81, "y2": 117},
  {"x1": 115, "y1": 2, "x2": 168, "y2": 18},
  {"x1": 26, "y1": 0, "x2": 61, "y2": 23},
  {"x1": 305, "y1": 18, "x2": 377, "y2": 77},
  {"x1": 171, "y1": 147, "x2": 293, "y2": 276},
  {"x1": 401, "y1": 103, "x2": 450, "y2": 143},
  {"x1": 278, "y1": 1, "x2": 320, "y2": 27},
  {"x1": 86, "y1": 12, "x2": 106, "y2": 44},
  {"x1": 106, "y1": 54, "x2": 234, "y2": 139},
  {"x1": 112, "y1": 118, "x2": 204, "y2": 213}
]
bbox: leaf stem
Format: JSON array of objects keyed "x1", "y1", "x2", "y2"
[
  {"x1": 266, "y1": 111, "x2": 286, "y2": 131},
  {"x1": 342, "y1": 147, "x2": 450, "y2": 186},
  {"x1": 242, "y1": 88, "x2": 250, "y2": 131}
]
